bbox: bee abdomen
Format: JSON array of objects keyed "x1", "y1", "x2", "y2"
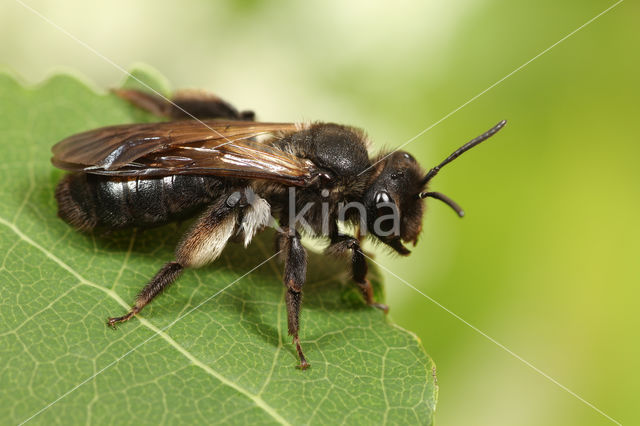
[
  {"x1": 55, "y1": 174, "x2": 99, "y2": 232},
  {"x1": 55, "y1": 174, "x2": 223, "y2": 231}
]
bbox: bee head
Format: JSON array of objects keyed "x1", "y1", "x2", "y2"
[
  {"x1": 365, "y1": 120, "x2": 507, "y2": 255},
  {"x1": 364, "y1": 151, "x2": 426, "y2": 255}
]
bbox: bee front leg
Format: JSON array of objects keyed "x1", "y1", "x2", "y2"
[
  {"x1": 278, "y1": 227, "x2": 309, "y2": 370},
  {"x1": 112, "y1": 88, "x2": 254, "y2": 120},
  {"x1": 326, "y1": 234, "x2": 389, "y2": 314}
]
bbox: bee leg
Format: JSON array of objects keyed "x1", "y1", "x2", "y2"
[
  {"x1": 108, "y1": 193, "x2": 241, "y2": 327},
  {"x1": 107, "y1": 262, "x2": 183, "y2": 327},
  {"x1": 326, "y1": 235, "x2": 389, "y2": 314},
  {"x1": 112, "y1": 88, "x2": 254, "y2": 120},
  {"x1": 351, "y1": 243, "x2": 389, "y2": 314},
  {"x1": 278, "y1": 227, "x2": 309, "y2": 370}
]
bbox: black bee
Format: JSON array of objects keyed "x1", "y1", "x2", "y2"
[{"x1": 52, "y1": 89, "x2": 506, "y2": 369}]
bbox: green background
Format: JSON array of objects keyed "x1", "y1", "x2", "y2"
[{"x1": 2, "y1": 0, "x2": 637, "y2": 424}]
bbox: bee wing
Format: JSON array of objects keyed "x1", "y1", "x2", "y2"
[{"x1": 52, "y1": 120, "x2": 317, "y2": 186}]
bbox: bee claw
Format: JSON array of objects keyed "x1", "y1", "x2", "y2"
[
  {"x1": 293, "y1": 335, "x2": 309, "y2": 370},
  {"x1": 107, "y1": 310, "x2": 138, "y2": 328},
  {"x1": 106, "y1": 318, "x2": 119, "y2": 329},
  {"x1": 371, "y1": 303, "x2": 389, "y2": 314}
]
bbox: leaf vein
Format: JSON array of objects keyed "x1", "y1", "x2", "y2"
[{"x1": 0, "y1": 216, "x2": 291, "y2": 426}]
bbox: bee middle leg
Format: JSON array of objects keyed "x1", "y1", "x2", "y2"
[
  {"x1": 113, "y1": 88, "x2": 255, "y2": 120},
  {"x1": 108, "y1": 192, "x2": 241, "y2": 327},
  {"x1": 326, "y1": 234, "x2": 389, "y2": 313},
  {"x1": 277, "y1": 227, "x2": 309, "y2": 369}
]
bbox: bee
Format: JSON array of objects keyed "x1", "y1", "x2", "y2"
[{"x1": 52, "y1": 89, "x2": 506, "y2": 369}]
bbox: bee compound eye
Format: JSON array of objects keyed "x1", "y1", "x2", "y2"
[{"x1": 375, "y1": 191, "x2": 392, "y2": 204}]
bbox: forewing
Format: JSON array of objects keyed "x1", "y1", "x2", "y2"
[{"x1": 52, "y1": 120, "x2": 316, "y2": 186}]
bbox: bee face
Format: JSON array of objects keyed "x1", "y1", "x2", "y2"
[{"x1": 364, "y1": 151, "x2": 427, "y2": 254}]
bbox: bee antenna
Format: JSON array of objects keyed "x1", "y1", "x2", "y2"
[
  {"x1": 419, "y1": 191, "x2": 465, "y2": 218},
  {"x1": 422, "y1": 120, "x2": 507, "y2": 185}
]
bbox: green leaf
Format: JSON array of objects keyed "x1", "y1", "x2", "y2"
[{"x1": 0, "y1": 66, "x2": 437, "y2": 425}]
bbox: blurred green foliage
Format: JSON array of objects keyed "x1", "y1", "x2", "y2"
[{"x1": 2, "y1": 0, "x2": 637, "y2": 424}]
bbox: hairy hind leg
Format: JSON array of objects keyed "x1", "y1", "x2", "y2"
[
  {"x1": 107, "y1": 262, "x2": 183, "y2": 326},
  {"x1": 108, "y1": 192, "x2": 242, "y2": 327},
  {"x1": 113, "y1": 88, "x2": 254, "y2": 120}
]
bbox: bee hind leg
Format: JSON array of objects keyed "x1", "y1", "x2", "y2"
[
  {"x1": 108, "y1": 191, "x2": 242, "y2": 327},
  {"x1": 112, "y1": 88, "x2": 254, "y2": 120},
  {"x1": 108, "y1": 262, "x2": 183, "y2": 327}
]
